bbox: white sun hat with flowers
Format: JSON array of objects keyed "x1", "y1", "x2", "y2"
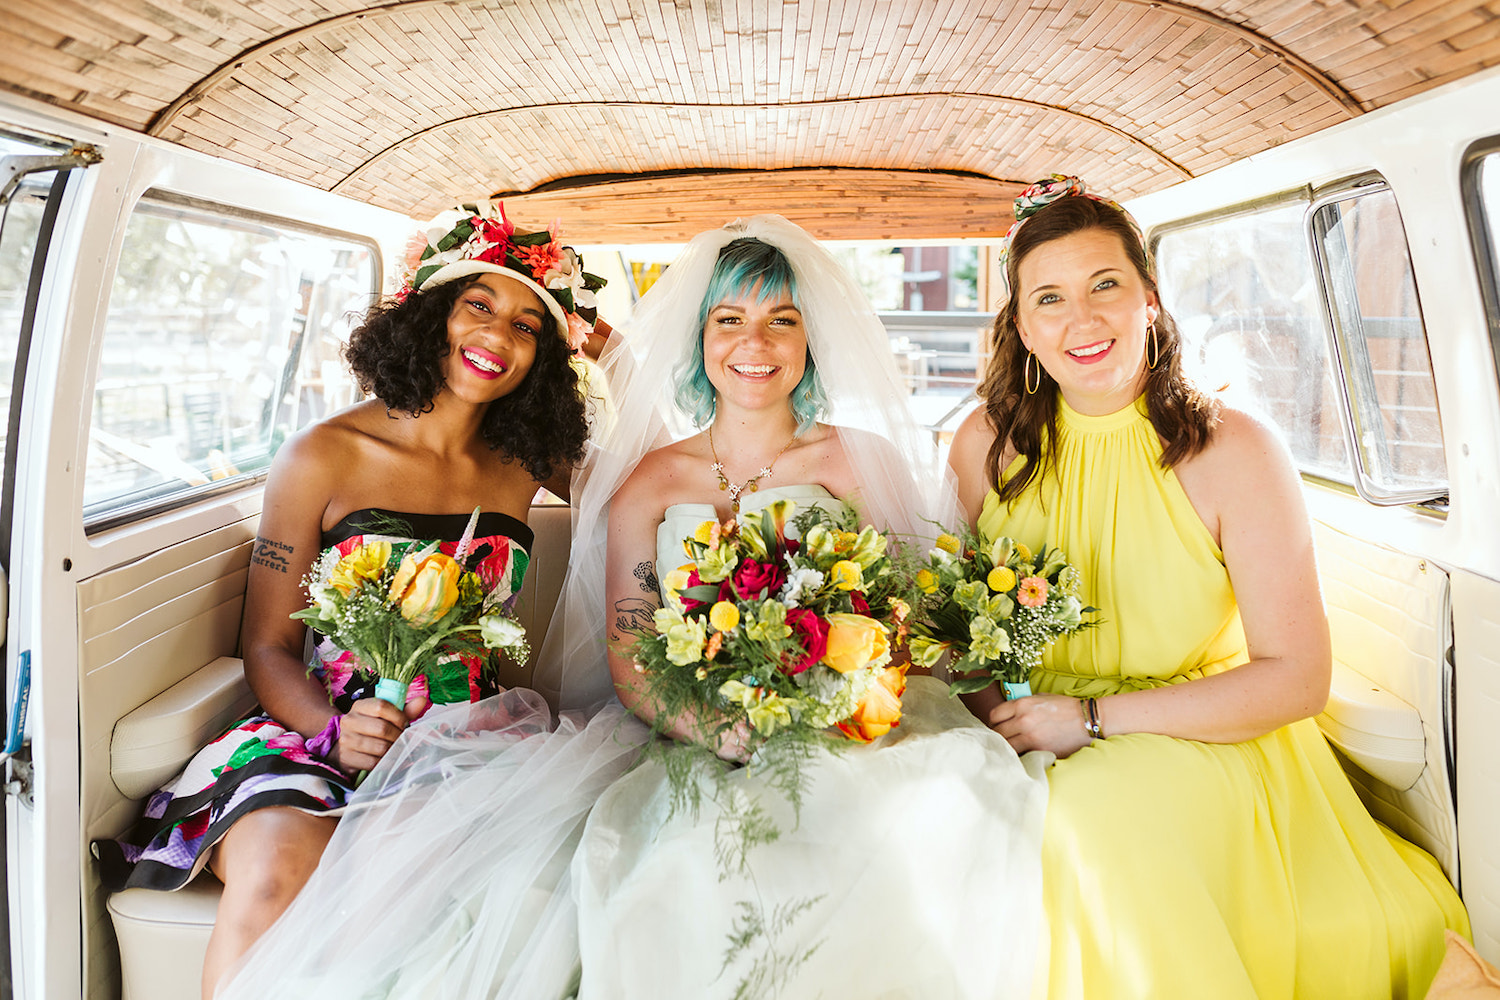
[{"x1": 400, "y1": 201, "x2": 606, "y2": 353}]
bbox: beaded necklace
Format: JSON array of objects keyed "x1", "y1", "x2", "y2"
[{"x1": 708, "y1": 424, "x2": 797, "y2": 514}]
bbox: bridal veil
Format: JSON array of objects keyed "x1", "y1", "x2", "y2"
[{"x1": 534, "y1": 214, "x2": 958, "y2": 713}]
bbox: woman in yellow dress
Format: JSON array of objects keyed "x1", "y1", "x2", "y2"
[{"x1": 947, "y1": 175, "x2": 1469, "y2": 999}]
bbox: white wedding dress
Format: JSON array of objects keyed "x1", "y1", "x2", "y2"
[
  {"x1": 572, "y1": 485, "x2": 1050, "y2": 1000},
  {"x1": 215, "y1": 689, "x2": 648, "y2": 1000}
]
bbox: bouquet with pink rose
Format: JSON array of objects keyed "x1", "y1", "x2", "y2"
[{"x1": 630, "y1": 499, "x2": 919, "y2": 756}]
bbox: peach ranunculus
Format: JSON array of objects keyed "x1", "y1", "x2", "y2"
[
  {"x1": 387, "y1": 550, "x2": 462, "y2": 626},
  {"x1": 822, "y1": 612, "x2": 890, "y2": 674},
  {"x1": 329, "y1": 541, "x2": 392, "y2": 596},
  {"x1": 837, "y1": 663, "x2": 908, "y2": 742}
]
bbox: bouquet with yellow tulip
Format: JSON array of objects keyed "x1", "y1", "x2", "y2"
[
  {"x1": 910, "y1": 528, "x2": 1095, "y2": 700},
  {"x1": 291, "y1": 508, "x2": 531, "y2": 708},
  {"x1": 631, "y1": 498, "x2": 919, "y2": 757}
]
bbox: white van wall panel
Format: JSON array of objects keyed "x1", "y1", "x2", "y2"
[
  {"x1": 76, "y1": 513, "x2": 260, "y2": 1000},
  {"x1": 78, "y1": 528, "x2": 254, "y2": 632},
  {"x1": 1312, "y1": 520, "x2": 1458, "y2": 877},
  {"x1": 1452, "y1": 570, "x2": 1500, "y2": 964}
]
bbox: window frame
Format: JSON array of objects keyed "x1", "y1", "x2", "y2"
[{"x1": 1306, "y1": 174, "x2": 1448, "y2": 508}]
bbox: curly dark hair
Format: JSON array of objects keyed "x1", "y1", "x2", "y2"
[
  {"x1": 979, "y1": 195, "x2": 1219, "y2": 504},
  {"x1": 344, "y1": 276, "x2": 588, "y2": 483}
]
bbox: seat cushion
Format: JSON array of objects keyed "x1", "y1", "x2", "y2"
[{"x1": 107, "y1": 877, "x2": 220, "y2": 1000}]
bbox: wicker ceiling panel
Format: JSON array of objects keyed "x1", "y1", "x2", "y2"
[{"x1": 2, "y1": 0, "x2": 1497, "y2": 233}]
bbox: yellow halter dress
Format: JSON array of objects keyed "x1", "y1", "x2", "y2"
[{"x1": 979, "y1": 394, "x2": 1468, "y2": 1000}]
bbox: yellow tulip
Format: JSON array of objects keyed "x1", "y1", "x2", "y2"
[
  {"x1": 823, "y1": 613, "x2": 890, "y2": 673},
  {"x1": 387, "y1": 550, "x2": 461, "y2": 626},
  {"x1": 915, "y1": 569, "x2": 938, "y2": 594},
  {"x1": 829, "y1": 559, "x2": 863, "y2": 591}
]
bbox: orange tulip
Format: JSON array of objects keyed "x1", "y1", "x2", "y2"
[
  {"x1": 387, "y1": 550, "x2": 462, "y2": 626},
  {"x1": 837, "y1": 663, "x2": 907, "y2": 742}
]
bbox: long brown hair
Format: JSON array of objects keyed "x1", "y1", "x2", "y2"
[{"x1": 979, "y1": 195, "x2": 1219, "y2": 503}]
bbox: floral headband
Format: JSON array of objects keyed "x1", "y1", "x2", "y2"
[
  {"x1": 399, "y1": 201, "x2": 606, "y2": 353},
  {"x1": 997, "y1": 174, "x2": 1147, "y2": 282}
]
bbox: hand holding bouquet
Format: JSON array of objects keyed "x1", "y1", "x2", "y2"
[
  {"x1": 910, "y1": 529, "x2": 1094, "y2": 699},
  {"x1": 291, "y1": 508, "x2": 530, "y2": 707},
  {"x1": 629, "y1": 498, "x2": 917, "y2": 754}
]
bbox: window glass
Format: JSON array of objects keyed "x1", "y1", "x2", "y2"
[
  {"x1": 1312, "y1": 186, "x2": 1446, "y2": 503},
  {"x1": 1155, "y1": 202, "x2": 1350, "y2": 481},
  {"x1": 86, "y1": 197, "x2": 375, "y2": 524}
]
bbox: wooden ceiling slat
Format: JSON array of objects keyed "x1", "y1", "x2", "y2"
[{"x1": 2, "y1": 0, "x2": 1496, "y2": 231}]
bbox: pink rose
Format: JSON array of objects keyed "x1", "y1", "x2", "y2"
[
  {"x1": 784, "y1": 609, "x2": 829, "y2": 675},
  {"x1": 732, "y1": 559, "x2": 786, "y2": 601}
]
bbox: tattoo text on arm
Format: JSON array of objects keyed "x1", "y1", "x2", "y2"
[{"x1": 251, "y1": 536, "x2": 294, "y2": 574}]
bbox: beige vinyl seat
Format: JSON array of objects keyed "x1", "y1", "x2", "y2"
[{"x1": 103, "y1": 503, "x2": 573, "y2": 1000}]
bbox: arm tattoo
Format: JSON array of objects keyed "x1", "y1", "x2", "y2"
[
  {"x1": 633, "y1": 560, "x2": 660, "y2": 596},
  {"x1": 611, "y1": 597, "x2": 660, "y2": 643},
  {"x1": 251, "y1": 535, "x2": 294, "y2": 574}
]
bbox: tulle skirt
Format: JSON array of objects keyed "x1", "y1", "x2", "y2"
[
  {"x1": 573, "y1": 675, "x2": 1050, "y2": 1000},
  {"x1": 216, "y1": 688, "x2": 648, "y2": 1000}
]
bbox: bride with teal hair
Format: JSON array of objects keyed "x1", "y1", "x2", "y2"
[{"x1": 546, "y1": 215, "x2": 1049, "y2": 999}]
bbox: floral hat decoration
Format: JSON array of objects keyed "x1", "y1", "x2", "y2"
[
  {"x1": 997, "y1": 174, "x2": 1147, "y2": 289},
  {"x1": 399, "y1": 201, "x2": 606, "y2": 353}
]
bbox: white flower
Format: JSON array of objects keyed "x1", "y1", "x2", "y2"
[
  {"x1": 479, "y1": 614, "x2": 527, "y2": 649},
  {"x1": 777, "y1": 565, "x2": 825, "y2": 608},
  {"x1": 309, "y1": 582, "x2": 339, "y2": 619},
  {"x1": 542, "y1": 248, "x2": 597, "y2": 309}
]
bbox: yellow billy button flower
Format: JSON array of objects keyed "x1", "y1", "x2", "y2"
[
  {"x1": 1014, "y1": 541, "x2": 1033, "y2": 563},
  {"x1": 935, "y1": 533, "x2": 962, "y2": 555},
  {"x1": 987, "y1": 566, "x2": 1017, "y2": 592},
  {"x1": 829, "y1": 559, "x2": 863, "y2": 591},
  {"x1": 330, "y1": 541, "x2": 392, "y2": 596},
  {"x1": 823, "y1": 613, "x2": 891, "y2": 673},
  {"x1": 387, "y1": 550, "x2": 461, "y2": 626},
  {"x1": 915, "y1": 568, "x2": 939, "y2": 594},
  {"x1": 709, "y1": 600, "x2": 740, "y2": 633}
]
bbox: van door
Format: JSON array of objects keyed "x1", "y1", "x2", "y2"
[{"x1": 0, "y1": 130, "x2": 103, "y2": 999}]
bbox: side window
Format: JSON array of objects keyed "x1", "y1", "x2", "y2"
[
  {"x1": 1311, "y1": 183, "x2": 1447, "y2": 505},
  {"x1": 1155, "y1": 202, "x2": 1350, "y2": 481},
  {"x1": 86, "y1": 196, "x2": 376, "y2": 528}
]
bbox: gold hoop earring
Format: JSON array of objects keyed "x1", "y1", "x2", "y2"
[
  {"x1": 1146, "y1": 321, "x2": 1160, "y2": 371},
  {"x1": 1024, "y1": 351, "x2": 1041, "y2": 395}
]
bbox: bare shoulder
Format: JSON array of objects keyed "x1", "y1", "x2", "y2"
[
  {"x1": 615, "y1": 437, "x2": 698, "y2": 507},
  {"x1": 950, "y1": 406, "x2": 1001, "y2": 468},
  {"x1": 1193, "y1": 406, "x2": 1297, "y2": 482}
]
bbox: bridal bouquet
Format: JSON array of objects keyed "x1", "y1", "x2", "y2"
[
  {"x1": 910, "y1": 528, "x2": 1094, "y2": 699},
  {"x1": 630, "y1": 499, "x2": 917, "y2": 752},
  {"x1": 291, "y1": 508, "x2": 530, "y2": 707}
]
